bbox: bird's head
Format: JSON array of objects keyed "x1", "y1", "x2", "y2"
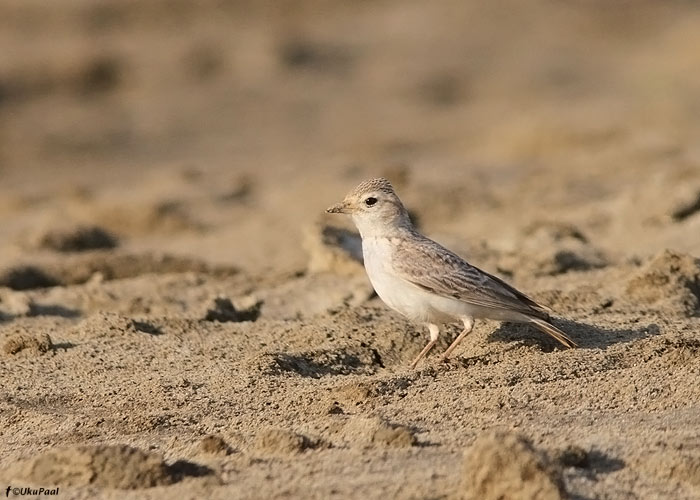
[{"x1": 326, "y1": 177, "x2": 411, "y2": 236}]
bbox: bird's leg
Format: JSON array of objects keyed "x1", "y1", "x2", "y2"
[
  {"x1": 409, "y1": 323, "x2": 440, "y2": 369},
  {"x1": 441, "y1": 317, "x2": 474, "y2": 361}
]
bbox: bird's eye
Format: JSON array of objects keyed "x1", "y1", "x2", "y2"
[{"x1": 364, "y1": 197, "x2": 378, "y2": 207}]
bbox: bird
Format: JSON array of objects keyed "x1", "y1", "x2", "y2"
[{"x1": 326, "y1": 177, "x2": 577, "y2": 369}]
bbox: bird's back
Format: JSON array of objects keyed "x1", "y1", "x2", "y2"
[{"x1": 389, "y1": 230, "x2": 551, "y2": 321}]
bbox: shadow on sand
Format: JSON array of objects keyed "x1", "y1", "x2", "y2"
[
  {"x1": 1, "y1": 303, "x2": 81, "y2": 322},
  {"x1": 489, "y1": 317, "x2": 659, "y2": 351},
  {"x1": 29, "y1": 303, "x2": 82, "y2": 318}
]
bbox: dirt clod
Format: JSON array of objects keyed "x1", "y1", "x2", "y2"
[
  {"x1": 340, "y1": 416, "x2": 417, "y2": 449},
  {"x1": 0, "y1": 290, "x2": 33, "y2": 316},
  {"x1": 254, "y1": 428, "x2": 321, "y2": 456},
  {"x1": 12, "y1": 445, "x2": 211, "y2": 489},
  {"x1": 625, "y1": 250, "x2": 700, "y2": 316},
  {"x1": 303, "y1": 220, "x2": 364, "y2": 276},
  {"x1": 199, "y1": 435, "x2": 233, "y2": 456},
  {"x1": 460, "y1": 432, "x2": 565, "y2": 500},
  {"x1": 3, "y1": 332, "x2": 52, "y2": 356}
]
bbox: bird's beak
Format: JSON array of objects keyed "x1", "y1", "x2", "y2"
[{"x1": 326, "y1": 201, "x2": 351, "y2": 214}]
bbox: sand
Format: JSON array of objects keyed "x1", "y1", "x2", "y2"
[{"x1": 1, "y1": 1, "x2": 700, "y2": 498}]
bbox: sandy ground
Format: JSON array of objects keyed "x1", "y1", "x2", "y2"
[{"x1": 1, "y1": 1, "x2": 700, "y2": 498}]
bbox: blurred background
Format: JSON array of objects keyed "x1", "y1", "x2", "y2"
[
  {"x1": 1, "y1": 0, "x2": 699, "y2": 275},
  {"x1": 3, "y1": 4, "x2": 700, "y2": 496}
]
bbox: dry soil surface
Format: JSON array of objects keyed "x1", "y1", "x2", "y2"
[{"x1": 1, "y1": 1, "x2": 700, "y2": 499}]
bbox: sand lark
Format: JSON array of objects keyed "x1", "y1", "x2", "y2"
[{"x1": 327, "y1": 177, "x2": 577, "y2": 368}]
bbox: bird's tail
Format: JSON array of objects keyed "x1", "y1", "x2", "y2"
[{"x1": 530, "y1": 317, "x2": 577, "y2": 349}]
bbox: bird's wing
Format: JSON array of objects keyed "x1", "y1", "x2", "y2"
[{"x1": 391, "y1": 234, "x2": 550, "y2": 319}]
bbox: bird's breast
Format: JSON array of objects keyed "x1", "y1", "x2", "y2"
[
  {"x1": 362, "y1": 237, "x2": 431, "y2": 320},
  {"x1": 361, "y1": 236, "x2": 477, "y2": 324},
  {"x1": 361, "y1": 237, "x2": 395, "y2": 282}
]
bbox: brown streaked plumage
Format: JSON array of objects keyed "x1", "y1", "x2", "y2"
[
  {"x1": 391, "y1": 233, "x2": 551, "y2": 320},
  {"x1": 327, "y1": 177, "x2": 577, "y2": 368}
]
